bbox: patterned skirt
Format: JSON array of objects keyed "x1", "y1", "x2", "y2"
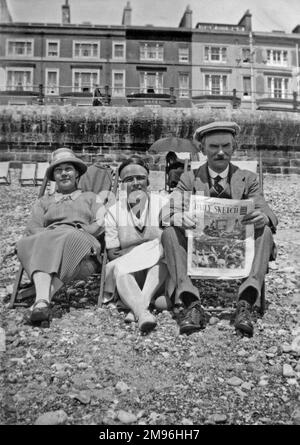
[{"x1": 17, "y1": 226, "x2": 101, "y2": 283}]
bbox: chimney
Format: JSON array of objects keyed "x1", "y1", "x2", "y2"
[
  {"x1": 122, "y1": 1, "x2": 132, "y2": 26},
  {"x1": 179, "y1": 5, "x2": 192, "y2": 28},
  {"x1": 0, "y1": 0, "x2": 13, "y2": 22},
  {"x1": 238, "y1": 9, "x2": 252, "y2": 32},
  {"x1": 62, "y1": 0, "x2": 71, "y2": 24}
]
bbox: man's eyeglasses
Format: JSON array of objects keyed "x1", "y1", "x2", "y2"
[{"x1": 122, "y1": 175, "x2": 147, "y2": 184}]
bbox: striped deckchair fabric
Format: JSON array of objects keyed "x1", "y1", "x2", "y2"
[
  {"x1": 19, "y1": 163, "x2": 36, "y2": 186},
  {"x1": 0, "y1": 162, "x2": 11, "y2": 185}
]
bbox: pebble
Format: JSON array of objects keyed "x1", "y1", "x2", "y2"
[
  {"x1": 241, "y1": 382, "x2": 253, "y2": 391},
  {"x1": 34, "y1": 410, "x2": 68, "y2": 425},
  {"x1": 237, "y1": 349, "x2": 248, "y2": 357},
  {"x1": 283, "y1": 364, "x2": 295, "y2": 378},
  {"x1": 115, "y1": 381, "x2": 130, "y2": 393},
  {"x1": 227, "y1": 376, "x2": 243, "y2": 386},
  {"x1": 281, "y1": 344, "x2": 292, "y2": 353},
  {"x1": 77, "y1": 362, "x2": 89, "y2": 370},
  {"x1": 287, "y1": 379, "x2": 298, "y2": 386},
  {"x1": 211, "y1": 414, "x2": 227, "y2": 424},
  {"x1": 268, "y1": 364, "x2": 282, "y2": 376},
  {"x1": 74, "y1": 391, "x2": 91, "y2": 405},
  {"x1": 209, "y1": 317, "x2": 219, "y2": 325},
  {"x1": 117, "y1": 410, "x2": 137, "y2": 424},
  {"x1": 292, "y1": 409, "x2": 300, "y2": 425},
  {"x1": 181, "y1": 418, "x2": 193, "y2": 425},
  {"x1": 234, "y1": 387, "x2": 247, "y2": 397},
  {"x1": 258, "y1": 379, "x2": 269, "y2": 387},
  {"x1": 291, "y1": 336, "x2": 300, "y2": 355}
]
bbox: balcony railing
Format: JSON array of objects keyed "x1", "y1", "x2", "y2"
[{"x1": 0, "y1": 84, "x2": 299, "y2": 110}]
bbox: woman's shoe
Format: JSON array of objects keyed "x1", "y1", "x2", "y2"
[
  {"x1": 28, "y1": 299, "x2": 51, "y2": 325},
  {"x1": 138, "y1": 311, "x2": 157, "y2": 332}
]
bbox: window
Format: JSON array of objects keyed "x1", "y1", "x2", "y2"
[
  {"x1": 243, "y1": 76, "x2": 251, "y2": 96},
  {"x1": 267, "y1": 49, "x2": 288, "y2": 66},
  {"x1": 113, "y1": 42, "x2": 125, "y2": 59},
  {"x1": 72, "y1": 70, "x2": 99, "y2": 93},
  {"x1": 242, "y1": 48, "x2": 251, "y2": 63},
  {"x1": 7, "y1": 40, "x2": 33, "y2": 57},
  {"x1": 140, "y1": 71, "x2": 163, "y2": 93},
  {"x1": 140, "y1": 43, "x2": 164, "y2": 61},
  {"x1": 6, "y1": 68, "x2": 33, "y2": 91},
  {"x1": 73, "y1": 41, "x2": 100, "y2": 58},
  {"x1": 267, "y1": 76, "x2": 289, "y2": 98},
  {"x1": 204, "y1": 46, "x2": 227, "y2": 62},
  {"x1": 205, "y1": 74, "x2": 228, "y2": 95},
  {"x1": 45, "y1": 69, "x2": 59, "y2": 95},
  {"x1": 47, "y1": 40, "x2": 59, "y2": 57},
  {"x1": 179, "y1": 73, "x2": 189, "y2": 97},
  {"x1": 179, "y1": 47, "x2": 189, "y2": 63},
  {"x1": 112, "y1": 71, "x2": 125, "y2": 96}
]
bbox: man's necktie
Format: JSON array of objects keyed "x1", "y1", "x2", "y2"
[{"x1": 213, "y1": 175, "x2": 224, "y2": 195}]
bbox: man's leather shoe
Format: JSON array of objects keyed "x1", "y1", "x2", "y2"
[
  {"x1": 179, "y1": 301, "x2": 207, "y2": 335},
  {"x1": 234, "y1": 300, "x2": 254, "y2": 337}
]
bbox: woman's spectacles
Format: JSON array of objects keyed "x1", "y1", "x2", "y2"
[{"x1": 122, "y1": 175, "x2": 147, "y2": 184}]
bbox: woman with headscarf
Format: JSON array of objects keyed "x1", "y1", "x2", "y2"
[{"x1": 104, "y1": 157, "x2": 170, "y2": 332}]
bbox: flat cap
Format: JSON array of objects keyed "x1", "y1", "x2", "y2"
[{"x1": 193, "y1": 121, "x2": 240, "y2": 143}]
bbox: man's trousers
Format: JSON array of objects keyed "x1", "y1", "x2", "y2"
[{"x1": 161, "y1": 225, "x2": 275, "y2": 307}]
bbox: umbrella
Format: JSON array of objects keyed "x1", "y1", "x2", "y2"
[{"x1": 148, "y1": 137, "x2": 198, "y2": 154}]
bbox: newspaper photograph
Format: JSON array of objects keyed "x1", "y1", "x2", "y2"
[{"x1": 187, "y1": 196, "x2": 255, "y2": 279}]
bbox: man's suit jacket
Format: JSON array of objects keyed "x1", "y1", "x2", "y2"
[{"x1": 160, "y1": 162, "x2": 278, "y2": 232}]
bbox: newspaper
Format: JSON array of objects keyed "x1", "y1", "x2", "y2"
[{"x1": 187, "y1": 196, "x2": 255, "y2": 279}]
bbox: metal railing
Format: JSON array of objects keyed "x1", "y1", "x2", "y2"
[{"x1": 1, "y1": 83, "x2": 299, "y2": 109}]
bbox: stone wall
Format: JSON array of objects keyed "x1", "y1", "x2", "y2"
[{"x1": 1, "y1": 105, "x2": 300, "y2": 174}]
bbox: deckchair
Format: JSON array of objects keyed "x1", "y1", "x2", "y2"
[
  {"x1": 97, "y1": 168, "x2": 119, "y2": 307},
  {"x1": 35, "y1": 162, "x2": 49, "y2": 186},
  {"x1": 19, "y1": 163, "x2": 36, "y2": 186},
  {"x1": 9, "y1": 163, "x2": 116, "y2": 309},
  {"x1": 0, "y1": 162, "x2": 11, "y2": 185}
]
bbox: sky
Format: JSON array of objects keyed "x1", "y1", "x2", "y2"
[{"x1": 6, "y1": 0, "x2": 300, "y2": 34}]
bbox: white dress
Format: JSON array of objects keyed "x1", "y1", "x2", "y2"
[{"x1": 104, "y1": 192, "x2": 169, "y2": 297}]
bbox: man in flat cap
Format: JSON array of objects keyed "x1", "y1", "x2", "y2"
[{"x1": 160, "y1": 121, "x2": 277, "y2": 337}]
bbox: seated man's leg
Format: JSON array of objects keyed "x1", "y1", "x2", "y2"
[
  {"x1": 234, "y1": 225, "x2": 275, "y2": 336},
  {"x1": 161, "y1": 226, "x2": 206, "y2": 334}
]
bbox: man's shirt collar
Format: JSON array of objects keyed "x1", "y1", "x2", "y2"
[{"x1": 208, "y1": 165, "x2": 229, "y2": 179}]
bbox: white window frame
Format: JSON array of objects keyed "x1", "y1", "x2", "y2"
[
  {"x1": 178, "y1": 73, "x2": 190, "y2": 98},
  {"x1": 112, "y1": 41, "x2": 126, "y2": 60},
  {"x1": 204, "y1": 46, "x2": 227, "y2": 63},
  {"x1": 266, "y1": 49, "x2": 288, "y2": 67},
  {"x1": 112, "y1": 70, "x2": 126, "y2": 97},
  {"x1": 178, "y1": 47, "x2": 189, "y2": 64},
  {"x1": 267, "y1": 76, "x2": 289, "y2": 99},
  {"x1": 204, "y1": 73, "x2": 228, "y2": 95},
  {"x1": 139, "y1": 71, "x2": 164, "y2": 94},
  {"x1": 73, "y1": 40, "x2": 100, "y2": 59},
  {"x1": 5, "y1": 67, "x2": 33, "y2": 91},
  {"x1": 6, "y1": 39, "x2": 34, "y2": 57},
  {"x1": 46, "y1": 40, "x2": 60, "y2": 58},
  {"x1": 72, "y1": 69, "x2": 100, "y2": 93},
  {"x1": 45, "y1": 68, "x2": 59, "y2": 95},
  {"x1": 140, "y1": 43, "x2": 164, "y2": 61}
]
